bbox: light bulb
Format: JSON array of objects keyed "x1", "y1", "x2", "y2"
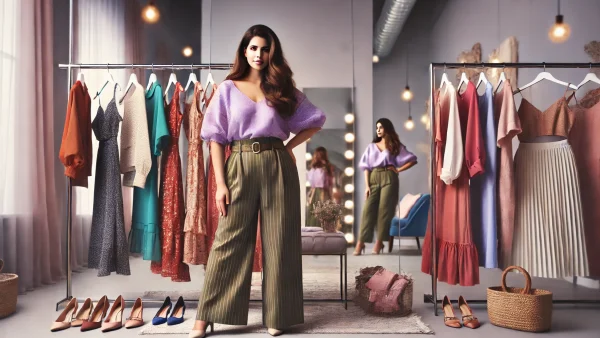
[
  {"x1": 344, "y1": 133, "x2": 355, "y2": 143},
  {"x1": 401, "y1": 85, "x2": 413, "y2": 102},
  {"x1": 344, "y1": 215, "x2": 354, "y2": 224},
  {"x1": 344, "y1": 184, "x2": 354, "y2": 193},
  {"x1": 548, "y1": 15, "x2": 571, "y2": 43},
  {"x1": 404, "y1": 116, "x2": 415, "y2": 131},
  {"x1": 142, "y1": 3, "x2": 160, "y2": 23},
  {"x1": 305, "y1": 153, "x2": 312, "y2": 161},
  {"x1": 420, "y1": 113, "x2": 429, "y2": 125},
  {"x1": 344, "y1": 113, "x2": 355, "y2": 124},
  {"x1": 344, "y1": 233, "x2": 355, "y2": 243},
  {"x1": 344, "y1": 167, "x2": 354, "y2": 176},
  {"x1": 344, "y1": 200, "x2": 354, "y2": 209},
  {"x1": 182, "y1": 46, "x2": 193, "y2": 57},
  {"x1": 373, "y1": 55, "x2": 380, "y2": 63},
  {"x1": 305, "y1": 181, "x2": 311, "y2": 187},
  {"x1": 344, "y1": 150, "x2": 354, "y2": 160}
]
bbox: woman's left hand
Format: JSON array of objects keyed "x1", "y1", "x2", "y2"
[{"x1": 285, "y1": 145, "x2": 296, "y2": 163}]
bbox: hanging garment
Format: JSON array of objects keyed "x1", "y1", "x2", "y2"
[
  {"x1": 494, "y1": 79, "x2": 521, "y2": 268},
  {"x1": 512, "y1": 92, "x2": 589, "y2": 278},
  {"x1": 470, "y1": 82, "x2": 498, "y2": 268},
  {"x1": 182, "y1": 82, "x2": 209, "y2": 265},
  {"x1": 129, "y1": 82, "x2": 169, "y2": 261},
  {"x1": 421, "y1": 81, "x2": 482, "y2": 286},
  {"x1": 569, "y1": 87, "x2": 600, "y2": 277},
  {"x1": 59, "y1": 80, "x2": 92, "y2": 187},
  {"x1": 150, "y1": 82, "x2": 191, "y2": 282},
  {"x1": 88, "y1": 84, "x2": 130, "y2": 276},
  {"x1": 119, "y1": 82, "x2": 152, "y2": 188}
]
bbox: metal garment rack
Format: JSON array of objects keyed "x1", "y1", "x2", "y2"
[{"x1": 425, "y1": 62, "x2": 600, "y2": 315}]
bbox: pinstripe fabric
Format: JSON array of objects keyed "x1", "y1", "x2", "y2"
[
  {"x1": 359, "y1": 168, "x2": 399, "y2": 242},
  {"x1": 197, "y1": 139, "x2": 304, "y2": 328}
]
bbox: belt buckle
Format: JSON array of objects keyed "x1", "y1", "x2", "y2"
[{"x1": 251, "y1": 142, "x2": 261, "y2": 154}]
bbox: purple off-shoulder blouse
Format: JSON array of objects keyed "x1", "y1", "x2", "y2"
[
  {"x1": 358, "y1": 143, "x2": 417, "y2": 171},
  {"x1": 200, "y1": 80, "x2": 326, "y2": 144}
]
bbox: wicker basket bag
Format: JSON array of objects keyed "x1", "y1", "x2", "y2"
[
  {"x1": 0, "y1": 259, "x2": 19, "y2": 318},
  {"x1": 487, "y1": 266, "x2": 553, "y2": 332},
  {"x1": 354, "y1": 266, "x2": 413, "y2": 317}
]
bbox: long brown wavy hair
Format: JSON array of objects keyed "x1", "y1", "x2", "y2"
[
  {"x1": 226, "y1": 24, "x2": 297, "y2": 118},
  {"x1": 311, "y1": 147, "x2": 334, "y2": 176},
  {"x1": 373, "y1": 118, "x2": 402, "y2": 156}
]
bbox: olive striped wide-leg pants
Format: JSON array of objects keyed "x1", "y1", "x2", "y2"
[
  {"x1": 359, "y1": 168, "x2": 399, "y2": 242},
  {"x1": 196, "y1": 145, "x2": 304, "y2": 328}
]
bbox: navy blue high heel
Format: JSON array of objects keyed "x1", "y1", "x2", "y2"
[
  {"x1": 152, "y1": 296, "x2": 172, "y2": 325},
  {"x1": 167, "y1": 296, "x2": 186, "y2": 326}
]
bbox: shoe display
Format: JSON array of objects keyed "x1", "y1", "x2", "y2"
[
  {"x1": 152, "y1": 296, "x2": 172, "y2": 325},
  {"x1": 125, "y1": 297, "x2": 144, "y2": 329},
  {"x1": 101, "y1": 295, "x2": 124, "y2": 332},
  {"x1": 458, "y1": 295, "x2": 481, "y2": 329},
  {"x1": 50, "y1": 298, "x2": 78, "y2": 332},
  {"x1": 81, "y1": 295, "x2": 109, "y2": 332},
  {"x1": 167, "y1": 296, "x2": 186, "y2": 326},
  {"x1": 442, "y1": 295, "x2": 461, "y2": 328},
  {"x1": 71, "y1": 298, "x2": 93, "y2": 327}
]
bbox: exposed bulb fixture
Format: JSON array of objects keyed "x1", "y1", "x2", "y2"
[
  {"x1": 401, "y1": 85, "x2": 413, "y2": 102},
  {"x1": 548, "y1": 0, "x2": 570, "y2": 43},
  {"x1": 142, "y1": 1, "x2": 160, "y2": 24},
  {"x1": 305, "y1": 181, "x2": 311, "y2": 187},
  {"x1": 305, "y1": 153, "x2": 312, "y2": 161},
  {"x1": 420, "y1": 113, "x2": 429, "y2": 125},
  {"x1": 344, "y1": 150, "x2": 354, "y2": 160},
  {"x1": 344, "y1": 113, "x2": 355, "y2": 124},
  {"x1": 405, "y1": 116, "x2": 415, "y2": 131},
  {"x1": 182, "y1": 46, "x2": 193, "y2": 57},
  {"x1": 372, "y1": 55, "x2": 380, "y2": 63},
  {"x1": 344, "y1": 233, "x2": 355, "y2": 244},
  {"x1": 344, "y1": 167, "x2": 354, "y2": 176},
  {"x1": 344, "y1": 200, "x2": 354, "y2": 209},
  {"x1": 344, "y1": 133, "x2": 355, "y2": 143},
  {"x1": 344, "y1": 215, "x2": 354, "y2": 224},
  {"x1": 344, "y1": 184, "x2": 354, "y2": 193}
]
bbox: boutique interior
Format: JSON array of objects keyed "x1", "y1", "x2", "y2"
[{"x1": 2, "y1": 0, "x2": 600, "y2": 337}]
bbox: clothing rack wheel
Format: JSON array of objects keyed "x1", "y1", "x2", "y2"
[{"x1": 426, "y1": 61, "x2": 600, "y2": 316}]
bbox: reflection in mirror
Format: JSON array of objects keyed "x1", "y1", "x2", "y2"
[{"x1": 303, "y1": 88, "x2": 355, "y2": 240}]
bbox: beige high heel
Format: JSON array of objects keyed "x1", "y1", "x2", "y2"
[
  {"x1": 72, "y1": 298, "x2": 93, "y2": 327},
  {"x1": 50, "y1": 298, "x2": 78, "y2": 332},
  {"x1": 268, "y1": 328, "x2": 284, "y2": 336},
  {"x1": 353, "y1": 242, "x2": 365, "y2": 256},
  {"x1": 125, "y1": 297, "x2": 144, "y2": 329},
  {"x1": 188, "y1": 321, "x2": 214, "y2": 338},
  {"x1": 101, "y1": 295, "x2": 124, "y2": 332}
]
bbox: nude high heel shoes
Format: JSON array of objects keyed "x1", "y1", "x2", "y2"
[
  {"x1": 188, "y1": 321, "x2": 214, "y2": 338},
  {"x1": 125, "y1": 297, "x2": 144, "y2": 329},
  {"x1": 102, "y1": 295, "x2": 125, "y2": 332},
  {"x1": 50, "y1": 298, "x2": 78, "y2": 332},
  {"x1": 80, "y1": 295, "x2": 109, "y2": 332},
  {"x1": 72, "y1": 298, "x2": 93, "y2": 327}
]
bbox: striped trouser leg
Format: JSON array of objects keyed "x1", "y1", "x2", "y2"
[
  {"x1": 260, "y1": 148, "x2": 304, "y2": 328},
  {"x1": 376, "y1": 172, "x2": 399, "y2": 241},
  {"x1": 359, "y1": 172, "x2": 381, "y2": 243},
  {"x1": 196, "y1": 151, "x2": 260, "y2": 325}
]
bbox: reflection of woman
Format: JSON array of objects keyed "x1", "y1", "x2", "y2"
[
  {"x1": 192, "y1": 25, "x2": 325, "y2": 337},
  {"x1": 306, "y1": 147, "x2": 334, "y2": 228},
  {"x1": 354, "y1": 118, "x2": 416, "y2": 256}
]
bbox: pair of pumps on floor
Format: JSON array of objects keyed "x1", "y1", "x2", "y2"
[{"x1": 50, "y1": 296, "x2": 143, "y2": 332}]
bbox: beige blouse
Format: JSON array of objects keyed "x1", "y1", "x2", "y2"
[
  {"x1": 120, "y1": 82, "x2": 152, "y2": 188},
  {"x1": 439, "y1": 82, "x2": 464, "y2": 185}
]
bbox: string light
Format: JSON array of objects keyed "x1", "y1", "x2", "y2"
[
  {"x1": 548, "y1": 0, "x2": 570, "y2": 43},
  {"x1": 372, "y1": 55, "x2": 379, "y2": 63},
  {"x1": 344, "y1": 113, "x2": 355, "y2": 124},
  {"x1": 141, "y1": 1, "x2": 160, "y2": 24},
  {"x1": 182, "y1": 46, "x2": 193, "y2": 57},
  {"x1": 344, "y1": 167, "x2": 354, "y2": 176}
]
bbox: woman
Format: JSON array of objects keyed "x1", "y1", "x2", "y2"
[
  {"x1": 306, "y1": 147, "x2": 335, "y2": 228},
  {"x1": 190, "y1": 25, "x2": 326, "y2": 338},
  {"x1": 354, "y1": 118, "x2": 417, "y2": 255}
]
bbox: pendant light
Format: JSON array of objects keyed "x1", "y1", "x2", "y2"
[
  {"x1": 142, "y1": 1, "x2": 160, "y2": 24},
  {"x1": 401, "y1": 49, "x2": 413, "y2": 102},
  {"x1": 548, "y1": 0, "x2": 570, "y2": 43},
  {"x1": 404, "y1": 101, "x2": 415, "y2": 131}
]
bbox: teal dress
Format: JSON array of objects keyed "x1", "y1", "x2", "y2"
[{"x1": 129, "y1": 82, "x2": 170, "y2": 261}]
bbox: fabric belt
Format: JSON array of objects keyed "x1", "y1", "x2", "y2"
[
  {"x1": 373, "y1": 167, "x2": 394, "y2": 172},
  {"x1": 230, "y1": 137, "x2": 285, "y2": 153}
]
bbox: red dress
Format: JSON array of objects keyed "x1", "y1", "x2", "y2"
[
  {"x1": 151, "y1": 82, "x2": 191, "y2": 282},
  {"x1": 421, "y1": 82, "x2": 483, "y2": 286}
]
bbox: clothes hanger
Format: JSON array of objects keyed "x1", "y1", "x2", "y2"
[
  {"x1": 514, "y1": 62, "x2": 577, "y2": 94},
  {"x1": 456, "y1": 64, "x2": 469, "y2": 92},
  {"x1": 93, "y1": 63, "x2": 120, "y2": 100},
  {"x1": 146, "y1": 63, "x2": 158, "y2": 91},
  {"x1": 184, "y1": 64, "x2": 199, "y2": 92},
  {"x1": 439, "y1": 64, "x2": 451, "y2": 89},
  {"x1": 204, "y1": 64, "x2": 215, "y2": 96},
  {"x1": 576, "y1": 63, "x2": 600, "y2": 89},
  {"x1": 475, "y1": 68, "x2": 489, "y2": 90},
  {"x1": 164, "y1": 63, "x2": 178, "y2": 97},
  {"x1": 119, "y1": 63, "x2": 139, "y2": 104},
  {"x1": 77, "y1": 71, "x2": 85, "y2": 86},
  {"x1": 494, "y1": 65, "x2": 507, "y2": 94}
]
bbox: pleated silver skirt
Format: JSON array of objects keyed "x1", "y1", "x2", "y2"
[{"x1": 513, "y1": 139, "x2": 589, "y2": 278}]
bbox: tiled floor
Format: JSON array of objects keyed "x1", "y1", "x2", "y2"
[{"x1": 1, "y1": 241, "x2": 599, "y2": 337}]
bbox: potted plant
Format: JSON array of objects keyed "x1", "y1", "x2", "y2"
[{"x1": 311, "y1": 200, "x2": 342, "y2": 233}]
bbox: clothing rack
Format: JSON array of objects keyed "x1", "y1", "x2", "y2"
[{"x1": 425, "y1": 62, "x2": 600, "y2": 316}]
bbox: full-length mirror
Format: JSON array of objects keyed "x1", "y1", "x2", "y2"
[{"x1": 303, "y1": 88, "x2": 355, "y2": 238}]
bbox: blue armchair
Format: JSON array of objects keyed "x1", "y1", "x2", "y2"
[{"x1": 389, "y1": 194, "x2": 430, "y2": 253}]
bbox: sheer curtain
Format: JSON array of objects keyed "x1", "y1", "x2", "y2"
[
  {"x1": 69, "y1": 0, "x2": 143, "y2": 271},
  {"x1": 0, "y1": 0, "x2": 64, "y2": 293}
]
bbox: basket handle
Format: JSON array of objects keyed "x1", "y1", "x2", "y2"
[{"x1": 501, "y1": 265, "x2": 532, "y2": 294}]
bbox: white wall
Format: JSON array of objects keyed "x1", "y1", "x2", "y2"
[{"x1": 200, "y1": 0, "x2": 372, "y2": 232}]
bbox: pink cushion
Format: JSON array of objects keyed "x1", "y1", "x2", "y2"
[{"x1": 398, "y1": 193, "x2": 422, "y2": 219}]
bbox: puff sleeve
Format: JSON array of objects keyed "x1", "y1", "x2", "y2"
[
  {"x1": 287, "y1": 91, "x2": 326, "y2": 135},
  {"x1": 358, "y1": 144, "x2": 372, "y2": 171},
  {"x1": 201, "y1": 84, "x2": 229, "y2": 144}
]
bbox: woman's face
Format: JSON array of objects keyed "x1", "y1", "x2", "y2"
[
  {"x1": 376, "y1": 123, "x2": 385, "y2": 138},
  {"x1": 244, "y1": 36, "x2": 270, "y2": 71}
]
